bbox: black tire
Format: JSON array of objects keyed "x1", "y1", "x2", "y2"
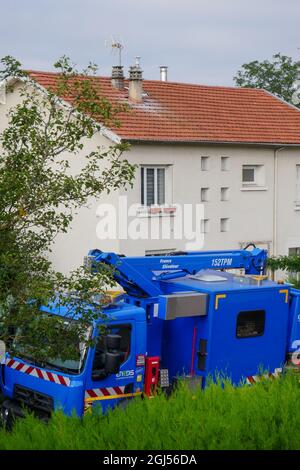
[{"x1": 1, "y1": 406, "x2": 15, "y2": 432}]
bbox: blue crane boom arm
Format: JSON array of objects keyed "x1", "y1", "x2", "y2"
[{"x1": 86, "y1": 247, "x2": 268, "y2": 298}]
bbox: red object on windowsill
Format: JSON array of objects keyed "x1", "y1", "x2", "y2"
[
  {"x1": 149, "y1": 207, "x2": 162, "y2": 214},
  {"x1": 163, "y1": 207, "x2": 176, "y2": 214}
]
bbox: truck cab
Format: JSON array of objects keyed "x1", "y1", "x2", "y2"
[{"x1": 2, "y1": 301, "x2": 146, "y2": 421}]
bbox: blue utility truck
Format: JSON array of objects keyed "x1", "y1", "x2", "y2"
[{"x1": 1, "y1": 247, "x2": 299, "y2": 422}]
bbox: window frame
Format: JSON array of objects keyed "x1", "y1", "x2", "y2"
[
  {"x1": 141, "y1": 166, "x2": 167, "y2": 206},
  {"x1": 236, "y1": 310, "x2": 266, "y2": 339},
  {"x1": 242, "y1": 164, "x2": 266, "y2": 188},
  {"x1": 242, "y1": 165, "x2": 256, "y2": 185},
  {"x1": 92, "y1": 323, "x2": 132, "y2": 381}
]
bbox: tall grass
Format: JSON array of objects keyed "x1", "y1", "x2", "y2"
[{"x1": 0, "y1": 373, "x2": 299, "y2": 450}]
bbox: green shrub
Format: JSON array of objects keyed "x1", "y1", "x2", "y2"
[{"x1": 0, "y1": 373, "x2": 299, "y2": 450}]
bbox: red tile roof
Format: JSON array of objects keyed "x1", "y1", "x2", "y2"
[{"x1": 28, "y1": 71, "x2": 300, "y2": 145}]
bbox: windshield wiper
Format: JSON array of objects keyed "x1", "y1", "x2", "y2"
[
  {"x1": 13, "y1": 351, "x2": 80, "y2": 375},
  {"x1": 13, "y1": 352, "x2": 45, "y2": 369},
  {"x1": 42, "y1": 361, "x2": 79, "y2": 375}
]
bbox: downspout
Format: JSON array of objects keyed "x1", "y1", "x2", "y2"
[{"x1": 273, "y1": 147, "x2": 285, "y2": 258}]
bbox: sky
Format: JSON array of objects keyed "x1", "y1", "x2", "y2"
[{"x1": 0, "y1": 0, "x2": 299, "y2": 86}]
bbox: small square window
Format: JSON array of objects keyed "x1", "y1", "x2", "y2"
[
  {"x1": 243, "y1": 167, "x2": 255, "y2": 183},
  {"x1": 221, "y1": 187, "x2": 229, "y2": 201},
  {"x1": 236, "y1": 310, "x2": 265, "y2": 338},
  {"x1": 201, "y1": 156, "x2": 209, "y2": 171},
  {"x1": 201, "y1": 219, "x2": 209, "y2": 233},
  {"x1": 242, "y1": 165, "x2": 265, "y2": 188},
  {"x1": 201, "y1": 188, "x2": 209, "y2": 202},
  {"x1": 220, "y1": 218, "x2": 229, "y2": 232},
  {"x1": 221, "y1": 157, "x2": 230, "y2": 171}
]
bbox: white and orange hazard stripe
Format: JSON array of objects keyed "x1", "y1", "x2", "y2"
[
  {"x1": 246, "y1": 368, "x2": 282, "y2": 385},
  {"x1": 85, "y1": 386, "x2": 142, "y2": 402},
  {"x1": 5, "y1": 358, "x2": 71, "y2": 386}
]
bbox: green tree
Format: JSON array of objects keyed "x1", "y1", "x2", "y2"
[
  {"x1": 0, "y1": 56, "x2": 136, "y2": 362},
  {"x1": 234, "y1": 53, "x2": 300, "y2": 107},
  {"x1": 267, "y1": 255, "x2": 300, "y2": 288}
]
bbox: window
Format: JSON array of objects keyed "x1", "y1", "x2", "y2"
[
  {"x1": 242, "y1": 165, "x2": 265, "y2": 187},
  {"x1": 236, "y1": 310, "x2": 265, "y2": 338},
  {"x1": 201, "y1": 156, "x2": 209, "y2": 171},
  {"x1": 201, "y1": 187, "x2": 209, "y2": 202},
  {"x1": 201, "y1": 219, "x2": 209, "y2": 233},
  {"x1": 141, "y1": 167, "x2": 165, "y2": 206},
  {"x1": 289, "y1": 247, "x2": 300, "y2": 256},
  {"x1": 220, "y1": 218, "x2": 229, "y2": 232},
  {"x1": 221, "y1": 157, "x2": 230, "y2": 171},
  {"x1": 92, "y1": 324, "x2": 132, "y2": 380},
  {"x1": 296, "y1": 165, "x2": 300, "y2": 206},
  {"x1": 242, "y1": 166, "x2": 255, "y2": 184},
  {"x1": 221, "y1": 187, "x2": 229, "y2": 201}
]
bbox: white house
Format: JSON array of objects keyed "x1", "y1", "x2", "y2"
[{"x1": 1, "y1": 63, "x2": 300, "y2": 274}]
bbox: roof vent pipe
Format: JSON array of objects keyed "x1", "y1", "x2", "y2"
[
  {"x1": 129, "y1": 57, "x2": 143, "y2": 102},
  {"x1": 160, "y1": 66, "x2": 168, "y2": 82}
]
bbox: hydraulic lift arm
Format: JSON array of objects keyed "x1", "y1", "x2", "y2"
[{"x1": 86, "y1": 247, "x2": 268, "y2": 298}]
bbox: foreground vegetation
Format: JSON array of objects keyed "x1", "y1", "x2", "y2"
[{"x1": 0, "y1": 373, "x2": 299, "y2": 450}]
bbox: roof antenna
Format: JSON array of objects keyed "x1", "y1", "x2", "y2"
[{"x1": 105, "y1": 36, "x2": 125, "y2": 66}]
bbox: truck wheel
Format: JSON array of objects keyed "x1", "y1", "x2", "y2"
[{"x1": 1, "y1": 407, "x2": 15, "y2": 432}]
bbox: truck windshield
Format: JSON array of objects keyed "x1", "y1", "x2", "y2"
[{"x1": 12, "y1": 317, "x2": 92, "y2": 375}]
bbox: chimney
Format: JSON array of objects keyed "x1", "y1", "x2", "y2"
[
  {"x1": 159, "y1": 66, "x2": 168, "y2": 82},
  {"x1": 129, "y1": 57, "x2": 143, "y2": 102},
  {"x1": 111, "y1": 65, "x2": 125, "y2": 90}
]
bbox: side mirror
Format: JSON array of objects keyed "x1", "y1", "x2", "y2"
[{"x1": 104, "y1": 352, "x2": 122, "y2": 374}]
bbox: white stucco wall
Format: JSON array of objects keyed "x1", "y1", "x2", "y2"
[
  {"x1": 117, "y1": 143, "x2": 299, "y2": 258},
  {"x1": 277, "y1": 148, "x2": 300, "y2": 255}
]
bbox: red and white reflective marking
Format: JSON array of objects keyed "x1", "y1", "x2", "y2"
[
  {"x1": 246, "y1": 368, "x2": 282, "y2": 385},
  {"x1": 85, "y1": 386, "x2": 126, "y2": 400},
  {"x1": 5, "y1": 358, "x2": 71, "y2": 387}
]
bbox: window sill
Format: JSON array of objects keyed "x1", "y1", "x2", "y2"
[
  {"x1": 137, "y1": 206, "x2": 177, "y2": 218},
  {"x1": 240, "y1": 186, "x2": 268, "y2": 192},
  {"x1": 294, "y1": 206, "x2": 300, "y2": 211}
]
